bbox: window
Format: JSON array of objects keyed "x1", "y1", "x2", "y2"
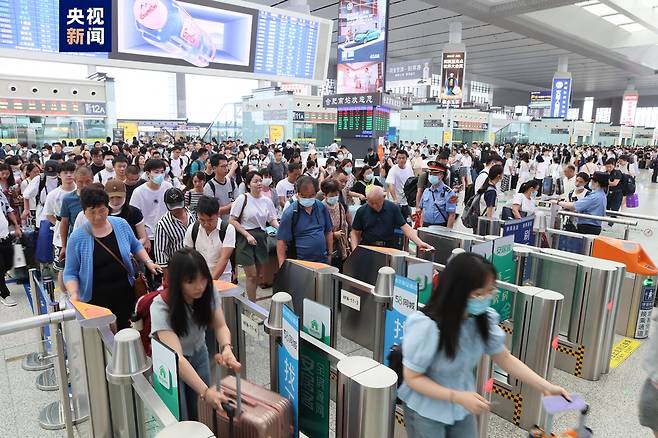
[{"x1": 595, "y1": 107, "x2": 611, "y2": 123}]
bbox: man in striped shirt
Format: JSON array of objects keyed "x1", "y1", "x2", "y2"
[{"x1": 154, "y1": 188, "x2": 195, "y2": 276}]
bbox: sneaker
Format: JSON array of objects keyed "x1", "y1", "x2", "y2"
[{"x1": 0, "y1": 296, "x2": 17, "y2": 307}]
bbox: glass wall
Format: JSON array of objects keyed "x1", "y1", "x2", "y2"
[{"x1": 0, "y1": 115, "x2": 107, "y2": 145}]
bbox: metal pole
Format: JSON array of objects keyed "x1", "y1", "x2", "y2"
[
  {"x1": 0, "y1": 309, "x2": 76, "y2": 335},
  {"x1": 475, "y1": 356, "x2": 492, "y2": 438},
  {"x1": 52, "y1": 303, "x2": 74, "y2": 437},
  {"x1": 623, "y1": 225, "x2": 630, "y2": 240},
  {"x1": 264, "y1": 292, "x2": 293, "y2": 393},
  {"x1": 372, "y1": 267, "x2": 395, "y2": 363}
]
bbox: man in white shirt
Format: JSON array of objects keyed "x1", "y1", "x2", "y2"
[
  {"x1": 94, "y1": 151, "x2": 116, "y2": 184},
  {"x1": 169, "y1": 144, "x2": 188, "y2": 181},
  {"x1": 474, "y1": 154, "x2": 504, "y2": 193},
  {"x1": 42, "y1": 161, "x2": 76, "y2": 290},
  {"x1": 23, "y1": 160, "x2": 60, "y2": 227},
  {"x1": 561, "y1": 164, "x2": 577, "y2": 197},
  {"x1": 276, "y1": 162, "x2": 302, "y2": 209},
  {"x1": 385, "y1": 149, "x2": 414, "y2": 220},
  {"x1": 327, "y1": 142, "x2": 339, "y2": 157},
  {"x1": 184, "y1": 195, "x2": 235, "y2": 281}
]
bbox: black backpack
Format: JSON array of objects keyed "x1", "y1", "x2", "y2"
[
  {"x1": 621, "y1": 174, "x2": 636, "y2": 196},
  {"x1": 35, "y1": 174, "x2": 60, "y2": 207},
  {"x1": 404, "y1": 175, "x2": 420, "y2": 207},
  {"x1": 190, "y1": 218, "x2": 228, "y2": 247}
]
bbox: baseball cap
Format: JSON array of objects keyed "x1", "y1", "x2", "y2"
[
  {"x1": 43, "y1": 160, "x2": 60, "y2": 177},
  {"x1": 104, "y1": 179, "x2": 126, "y2": 197},
  {"x1": 164, "y1": 188, "x2": 184, "y2": 211}
]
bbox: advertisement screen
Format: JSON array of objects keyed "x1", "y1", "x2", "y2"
[
  {"x1": 0, "y1": 0, "x2": 332, "y2": 84},
  {"x1": 440, "y1": 51, "x2": 464, "y2": 105},
  {"x1": 620, "y1": 92, "x2": 638, "y2": 127},
  {"x1": 337, "y1": 61, "x2": 383, "y2": 94},
  {"x1": 528, "y1": 91, "x2": 551, "y2": 109}
]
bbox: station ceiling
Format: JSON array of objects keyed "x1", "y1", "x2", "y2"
[{"x1": 257, "y1": 0, "x2": 658, "y2": 98}]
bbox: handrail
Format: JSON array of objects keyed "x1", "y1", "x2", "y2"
[
  {"x1": 300, "y1": 331, "x2": 347, "y2": 367},
  {"x1": 235, "y1": 295, "x2": 269, "y2": 320},
  {"x1": 604, "y1": 210, "x2": 658, "y2": 223},
  {"x1": 132, "y1": 373, "x2": 178, "y2": 428},
  {"x1": 0, "y1": 309, "x2": 76, "y2": 336},
  {"x1": 558, "y1": 210, "x2": 637, "y2": 226},
  {"x1": 332, "y1": 272, "x2": 374, "y2": 294}
]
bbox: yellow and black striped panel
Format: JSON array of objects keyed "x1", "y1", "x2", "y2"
[
  {"x1": 492, "y1": 385, "x2": 524, "y2": 426},
  {"x1": 499, "y1": 323, "x2": 513, "y2": 335},
  {"x1": 395, "y1": 410, "x2": 405, "y2": 426},
  {"x1": 556, "y1": 343, "x2": 586, "y2": 377},
  {"x1": 330, "y1": 369, "x2": 337, "y2": 381}
]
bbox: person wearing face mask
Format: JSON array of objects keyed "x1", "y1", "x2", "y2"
[
  {"x1": 129, "y1": 159, "x2": 174, "y2": 269},
  {"x1": 276, "y1": 175, "x2": 333, "y2": 267},
  {"x1": 319, "y1": 158, "x2": 337, "y2": 183},
  {"x1": 352, "y1": 165, "x2": 383, "y2": 203},
  {"x1": 417, "y1": 162, "x2": 457, "y2": 228},
  {"x1": 154, "y1": 188, "x2": 196, "y2": 279},
  {"x1": 23, "y1": 160, "x2": 61, "y2": 230},
  {"x1": 104, "y1": 180, "x2": 148, "y2": 247},
  {"x1": 321, "y1": 178, "x2": 349, "y2": 270},
  {"x1": 95, "y1": 152, "x2": 116, "y2": 184},
  {"x1": 339, "y1": 158, "x2": 356, "y2": 191},
  {"x1": 553, "y1": 171, "x2": 608, "y2": 235},
  {"x1": 503, "y1": 180, "x2": 539, "y2": 220},
  {"x1": 21, "y1": 163, "x2": 40, "y2": 222},
  {"x1": 304, "y1": 160, "x2": 319, "y2": 180},
  {"x1": 400, "y1": 253, "x2": 570, "y2": 438}
]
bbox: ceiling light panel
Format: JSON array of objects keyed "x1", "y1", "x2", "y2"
[
  {"x1": 602, "y1": 14, "x2": 635, "y2": 25},
  {"x1": 583, "y1": 3, "x2": 618, "y2": 15},
  {"x1": 620, "y1": 22, "x2": 647, "y2": 31}
]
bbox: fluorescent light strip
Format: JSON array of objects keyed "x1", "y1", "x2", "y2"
[
  {"x1": 602, "y1": 13, "x2": 634, "y2": 25},
  {"x1": 583, "y1": 3, "x2": 618, "y2": 16}
]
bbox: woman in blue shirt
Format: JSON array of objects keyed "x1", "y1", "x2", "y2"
[
  {"x1": 400, "y1": 253, "x2": 569, "y2": 438},
  {"x1": 553, "y1": 171, "x2": 608, "y2": 235}
]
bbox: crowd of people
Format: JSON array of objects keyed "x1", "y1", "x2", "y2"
[{"x1": 0, "y1": 137, "x2": 656, "y2": 432}]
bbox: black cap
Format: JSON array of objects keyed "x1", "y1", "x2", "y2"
[
  {"x1": 44, "y1": 160, "x2": 60, "y2": 176},
  {"x1": 164, "y1": 188, "x2": 185, "y2": 210}
]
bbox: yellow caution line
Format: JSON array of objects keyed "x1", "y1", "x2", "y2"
[{"x1": 609, "y1": 337, "x2": 642, "y2": 369}]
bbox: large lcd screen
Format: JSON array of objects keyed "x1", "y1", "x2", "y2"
[
  {"x1": 337, "y1": 105, "x2": 389, "y2": 138},
  {"x1": 0, "y1": 0, "x2": 331, "y2": 83},
  {"x1": 337, "y1": 0, "x2": 388, "y2": 94}
]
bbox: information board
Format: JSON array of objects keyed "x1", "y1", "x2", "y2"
[
  {"x1": 336, "y1": 105, "x2": 389, "y2": 138},
  {"x1": 278, "y1": 305, "x2": 299, "y2": 437},
  {"x1": 383, "y1": 275, "x2": 418, "y2": 366}
]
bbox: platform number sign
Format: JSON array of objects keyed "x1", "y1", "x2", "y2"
[
  {"x1": 278, "y1": 305, "x2": 299, "y2": 437},
  {"x1": 59, "y1": 0, "x2": 112, "y2": 52},
  {"x1": 383, "y1": 276, "x2": 418, "y2": 366}
]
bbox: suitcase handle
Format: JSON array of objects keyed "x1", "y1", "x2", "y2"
[{"x1": 218, "y1": 369, "x2": 242, "y2": 418}]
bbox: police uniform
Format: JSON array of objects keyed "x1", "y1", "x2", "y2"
[{"x1": 419, "y1": 183, "x2": 457, "y2": 227}]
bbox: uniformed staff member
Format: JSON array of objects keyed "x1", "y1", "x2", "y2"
[
  {"x1": 417, "y1": 161, "x2": 457, "y2": 228},
  {"x1": 351, "y1": 186, "x2": 434, "y2": 251},
  {"x1": 552, "y1": 171, "x2": 608, "y2": 235}
]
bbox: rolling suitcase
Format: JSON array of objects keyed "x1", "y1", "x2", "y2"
[{"x1": 197, "y1": 373, "x2": 293, "y2": 438}]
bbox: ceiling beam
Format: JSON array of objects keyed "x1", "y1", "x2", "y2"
[{"x1": 489, "y1": 0, "x2": 581, "y2": 17}]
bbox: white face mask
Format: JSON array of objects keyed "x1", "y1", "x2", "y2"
[
  {"x1": 262, "y1": 177, "x2": 272, "y2": 186},
  {"x1": 109, "y1": 200, "x2": 125, "y2": 211},
  {"x1": 104, "y1": 160, "x2": 113, "y2": 170}
]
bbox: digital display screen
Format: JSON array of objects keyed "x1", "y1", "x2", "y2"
[
  {"x1": 337, "y1": 105, "x2": 389, "y2": 138},
  {"x1": 0, "y1": 98, "x2": 107, "y2": 116},
  {"x1": 0, "y1": 0, "x2": 331, "y2": 83},
  {"x1": 528, "y1": 91, "x2": 551, "y2": 109}
]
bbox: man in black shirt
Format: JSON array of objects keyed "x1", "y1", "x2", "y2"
[
  {"x1": 604, "y1": 158, "x2": 624, "y2": 212},
  {"x1": 124, "y1": 165, "x2": 146, "y2": 204},
  {"x1": 89, "y1": 147, "x2": 105, "y2": 175},
  {"x1": 351, "y1": 186, "x2": 434, "y2": 251}
]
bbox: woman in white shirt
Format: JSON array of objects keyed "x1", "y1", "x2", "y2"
[
  {"x1": 501, "y1": 152, "x2": 515, "y2": 192},
  {"x1": 229, "y1": 170, "x2": 280, "y2": 302},
  {"x1": 504, "y1": 180, "x2": 539, "y2": 220},
  {"x1": 517, "y1": 153, "x2": 532, "y2": 191}
]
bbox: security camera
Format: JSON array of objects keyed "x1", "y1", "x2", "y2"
[
  {"x1": 52, "y1": 89, "x2": 59, "y2": 94},
  {"x1": 31, "y1": 87, "x2": 38, "y2": 93},
  {"x1": 90, "y1": 90, "x2": 97, "y2": 96},
  {"x1": 8, "y1": 86, "x2": 16, "y2": 92},
  {"x1": 71, "y1": 89, "x2": 78, "y2": 95}
]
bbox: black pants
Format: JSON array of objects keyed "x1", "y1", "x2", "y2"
[
  {"x1": 607, "y1": 191, "x2": 623, "y2": 212},
  {"x1": 145, "y1": 240, "x2": 162, "y2": 290},
  {"x1": 0, "y1": 238, "x2": 13, "y2": 298},
  {"x1": 652, "y1": 168, "x2": 658, "y2": 183},
  {"x1": 577, "y1": 223, "x2": 602, "y2": 235}
]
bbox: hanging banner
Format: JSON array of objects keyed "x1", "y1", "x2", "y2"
[
  {"x1": 620, "y1": 92, "x2": 639, "y2": 127},
  {"x1": 549, "y1": 77, "x2": 572, "y2": 118},
  {"x1": 440, "y1": 51, "x2": 465, "y2": 106},
  {"x1": 386, "y1": 59, "x2": 432, "y2": 87},
  {"x1": 383, "y1": 276, "x2": 418, "y2": 366},
  {"x1": 151, "y1": 339, "x2": 180, "y2": 420},
  {"x1": 278, "y1": 305, "x2": 299, "y2": 437}
]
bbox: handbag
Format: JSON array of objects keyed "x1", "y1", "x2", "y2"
[
  {"x1": 625, "y1": 193, "x2": 639, "y2": 208},
  {"x1": 87, "y1": 228, "x2": 149, "y2": 298}
]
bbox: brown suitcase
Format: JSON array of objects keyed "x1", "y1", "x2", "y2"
[{"x1": 197, "y1": 373, "x2": 293, "y2": 438}]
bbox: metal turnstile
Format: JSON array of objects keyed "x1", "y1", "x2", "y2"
[
  {"x1": 416, "y1": 226, "x2": 486, "y2": 264},
  {"x1": 521, "y1": 248, "x2": 625, "y2": 380}
]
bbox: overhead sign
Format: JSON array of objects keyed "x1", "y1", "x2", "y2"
[
  {"x1": 620, "y1": 92, "x2": 639, "y2": 127},
  {"x1": 0, "y1": 98, "x2": 107, "y2": 117},
  {"x1": 549, "y1": 77, "x2": 572, "y2": 118},
  {"x1": 336, "y1": 0, "x2": 388, "y2": 94},
  {"x1": 0, "y1": 0, "x2": 333, "y2": 84},
  {"x1": 323, "y1": 92, "x2": 402, "y2": 110},
  {"x1": 386, "y1": 59, "x2": 432, "y2": 85},
  {"x1": 440, "y1": 51, "x2": 465, "y2": 106},
  {"x1": 528, "y1": 91, "x2": 551, "y2": 109}
]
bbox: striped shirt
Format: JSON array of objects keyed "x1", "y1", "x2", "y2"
[
  {"x1": 154, "y1": 209, "x2": 196, "y2": 267},
  {"x1": 185, "y1": 190, "x2": 204, "y2": 217}
]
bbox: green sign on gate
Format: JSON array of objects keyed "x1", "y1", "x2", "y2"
[
  {"x1": 491, "y1": 235, "x2": 515, "y2": 321},
  {"x1": 299, "y1": 344, "x2": 330, "y2": 438}
]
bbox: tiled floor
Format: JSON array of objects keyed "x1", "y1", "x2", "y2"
[{"x1": 1, "y1": 170, "x2": 657, "y2": 437}]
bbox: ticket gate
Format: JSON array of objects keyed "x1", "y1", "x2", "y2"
[
  {"x1": 591, "y1": 236, "x2": 658, "y2": 339},
  {"x1": 416, "y1": 226, "x2": 486, "y2": 264},
  {"x1": 520, "y1": 248, "x2": 625, "y2": 380}
]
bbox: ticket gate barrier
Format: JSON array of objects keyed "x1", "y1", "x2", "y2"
[
  {"x1": 519, "y1": 248, "x2": 625, "y2": 380},
  {"x1": 417, "y1": 226, "x2": 486, "y2": 264},
  {"x1": 591, "y1": 236, "x2": 658, "y2": 339}
]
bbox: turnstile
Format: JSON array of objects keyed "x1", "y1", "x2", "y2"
[
  {"x1": 520, "y1": 248, "x2": 625, "y2": 380},
  {"x1": 417, "y1": 226, "x2": 485, "y2": 264}
]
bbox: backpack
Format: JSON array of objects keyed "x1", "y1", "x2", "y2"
[
  {"x1": 35, "y1": 174, "x2": 60, "y2": 207},
  {"x1": 286, "y1": 201, "x2": 305, "y2": 259},
  {"x1": 403, "y1": 176, "x2": 420, "y2": 207},
  {"x1": 131, "y1": 288, "x2": 164, "y2": 357},
  {"x1": 205, "y1": 177, "x2": 237, "y2": 199},
  {"x1": 621, "y1": 173, "x2": 636, "y2": 196},
  {"x1": 462, "y1": 186, "x2": 495, "y2": 229},
  {"x1": 190, "y1": 217, "x2": 229, "y2": 248},
  {"x1": 182, "y1": 158, "x2": 197, "y2": 186}
]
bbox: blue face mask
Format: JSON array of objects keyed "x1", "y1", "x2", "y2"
[
  {"x1": 364, "y1": 173, "x2": 374, "y2": 182},
  {"x1": 326, "y1": 195, "x2": 339, "y2": 205},
  {"x1": 467, "y1": 295, "x2": 492, "y2": 316},
  {"x1": 344, "y1": 167, "x2": 353, "y2": 175},
  {"x1": 151, "y1": 173, "x2": 165, "y2": 185},
  {"x1": 428, "y1": 175, "x2": 440, "y2": 185},
  {"x1": 298, "y1": 197, "x2": 315, "y2": 208}
]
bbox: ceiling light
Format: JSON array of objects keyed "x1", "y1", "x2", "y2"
[
  {"x1": 602, "y1": 14, "x2": 635, "y2": 25},
  {"x1": 583, "y1": 3, "x2": 618, "y2": 15},
  {"x1": 575, "y1": 1, "x2": 599, "y2": 6},
  {"x1": 620, "y1": 22, "x2": 647, "y2": 32}
]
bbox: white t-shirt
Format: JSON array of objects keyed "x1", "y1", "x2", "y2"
[
  {"x1": 276, "y1": 178, "x2": 296, "y2": 202},
  {"x1": 385, "y1": 163, "x2": 414, "y2": 205},
  {"x1": 183, "y1": 220, "x2": 236, "y2": 281},
  {"x1": 503, "y1": 159, "x2": 515, "y2": 176},
  {"x1": 129, "y1": 181, "x2": 173, "y2": 240},
  {"x1": 562, "y1": 176, "x2": 576, "y2": 197},
  {"x1": 510, "y1": 192, "x2": 536, "y2": 216},
  {"x1": 95, "y1": 169, "x2": 115, "y2": 184},
  {"x1": 42, "y1": 186, "x2": 76, "y2": 247},
  {"x1": 21, "y1": 177, "x2": 36, "y2": 210},
  {"x1": 170, "y1": 156, "x2": 188, "y2": 178},
  {"x1": 474, "y1": 169, "x2": 489, "y2": 193},
  {"x1": 23, "y1": 175, "x2": 60, "y2": 224},
  {"x1": 535, "y1": 161, "x2": 549, "y2": 179},
  {"x1": 229, "y1": 193, "x2": 277, "y2": 231},
  {"x1": 328, "y1": 143, "x2": 339, "y2": 153}
]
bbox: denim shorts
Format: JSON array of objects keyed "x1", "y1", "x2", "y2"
[
  {"x1": 639, "y1": 379, "x2": 658, "y2": 431},
  {"x1": 403, "y1": 403, "x2": 477, "y2": 438}
]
